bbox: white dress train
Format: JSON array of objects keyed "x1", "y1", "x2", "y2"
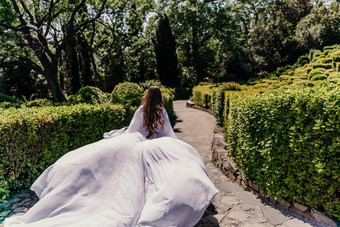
[{"x1": 4, "y1": 106, "x2": 218, "y2": 227}]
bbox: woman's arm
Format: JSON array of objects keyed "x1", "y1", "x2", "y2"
[
  {"x1": 162, "y1": 108, "x2": 177, "y2": 139},
  {"x1": 125, "y1": 106, "x2": 143, "y2": 134}
]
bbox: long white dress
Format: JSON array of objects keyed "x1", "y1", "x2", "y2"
[{"x1": 4, "y1": 106, "x2": 218, "y2": 227}]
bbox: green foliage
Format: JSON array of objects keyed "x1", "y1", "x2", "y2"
[
  {"x1": 0, "y1": 104, "x2": 135, "y2": 201},
  {"x1": 312, "y1": 63, "x2": 333, "y2": 70},
  {"x1": 330, "y1": 50, "x2": 340, "y2": 63},
  {"x1": 112, "y1": 82, "x2": 143, "y2": 106},
  {"x1": 309, "y1": 68, "x2": 327, "y2": 80},
  {"x1": 220, "y1": 82, "x2": 241, "y2": 91},
  {"x1": 161, "y1": 88, "x2": 175, "y2": 120},
  {"x1": 67, "y1": 86, "x2": 110, "y2": 105},
  {"x1": 311, "y1": 74, "x2": 327, "y2": 81},
  {"x1": 24, "y1": 99, "x2": 53, "y2": 107},
  {"x1": 0, "y1": 93, "x2": 20, "y2": 103},
  {"x1": 225, "y1": 88, "x2": 339, "y2": 219},
  {"x1": 138, "y1": 80, "x2": 164, "y2": 91},
  {"x1": 297, "y1": 55, "x2": 309, "y2": 66},
  {"x1": 0, "y1": 102, "x2": 21, "y2": 109}
]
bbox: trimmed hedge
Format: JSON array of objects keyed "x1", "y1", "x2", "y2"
[
  {"x1": 161, "y1": 87, "x2": 175, "y2": 120},
  {"x1": 225, "y1": 88, "x2": 339, "y2": 219},
  {"x1": 0, "y1": 104, "x2": 135, "y2": 201},
  {"x1": 68, "y1": 86, "x2": 110, "y2": 105},
  {"x1": 191, "y1": 83, "x2": 340, "y2": 219},
  {"x1": 112, "y1": 82, "x2": 143, "y2": 106}
]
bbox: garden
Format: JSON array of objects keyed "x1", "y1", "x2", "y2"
[{"x1": 0, "y1": 0, "x2": 339, "y2": 224}]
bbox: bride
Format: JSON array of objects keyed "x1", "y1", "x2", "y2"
[{"x1": 4, "y1": 86, "x2": 218, "y2": 227}]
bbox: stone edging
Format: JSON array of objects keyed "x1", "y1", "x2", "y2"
[{"x1": 185, "y1": 101, "x2": 338, "y2": 227}]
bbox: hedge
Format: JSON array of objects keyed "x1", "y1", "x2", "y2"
[
  {"x1": 0, "y1": 104, "x2": 135, "y2": 201},
  {"x1": 68, "y1": 86, "x2": 110, "y2": 105},
  {"x1": 225, "y1": 87, "x2": 339, "y2": 219},
  {"x1": 112, "y1": 82, "x2": 143, "y2": 106}
]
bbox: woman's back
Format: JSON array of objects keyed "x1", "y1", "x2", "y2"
[{"x1": 126, "y1": 106, "x2": 177, "y2": 139}]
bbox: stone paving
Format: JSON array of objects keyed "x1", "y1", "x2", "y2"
[
  {"x1": 172, "y1": 100, "x2": 333, "y2": 227},
  {"x1": 0, "y1": 100, "x2": 335, "y2": 226},
  {"x1": 0, "y1": 190, "x2": 38, "y2": 225}
]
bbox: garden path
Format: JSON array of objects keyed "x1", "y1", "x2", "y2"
[{"x1": 173, "y1": 100, "x2": 326, "y2": 227}]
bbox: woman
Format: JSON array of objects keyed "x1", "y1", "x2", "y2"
[{"x1": 4, "y1": 86, "x2": 218, "y2": 227}]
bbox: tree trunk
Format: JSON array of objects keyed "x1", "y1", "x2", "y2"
[{"x1": 77, "y1": 33, "x2": 94, "y2": 86}]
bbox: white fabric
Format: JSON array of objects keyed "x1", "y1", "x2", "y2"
[{"x1": 4, "y1": 107, "x2": 217, "y2": 227}]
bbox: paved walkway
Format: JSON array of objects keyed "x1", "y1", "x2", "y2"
[{"x1": 173, "y1": 100, "x2": 325, "y2": 227}]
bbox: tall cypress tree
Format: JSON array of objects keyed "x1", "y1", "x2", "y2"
[{"x1": 153, "y1": 14, "x2": 179, "y2": 88}]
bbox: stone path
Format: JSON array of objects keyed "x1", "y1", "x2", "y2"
[
  {"x1": 173, "y1": 100, "x2": 330, "y2": 227},
  {"x1": 0, "y1": 190, "x2": 38, "y2": 225},
  {"x1": 0, "y1": 100, "x2": 334, "y2": 226}
]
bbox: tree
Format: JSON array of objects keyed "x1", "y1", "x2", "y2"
[
  {"x1": 153, "y1": 13, "x2": 179, "y2": 87},
  {"x1": 0, "y1": 0, "x2": 107, "y2": 102}
]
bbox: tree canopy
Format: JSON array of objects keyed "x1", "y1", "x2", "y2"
[{"x1": 0, "y1": 0, "x2": 339, "y2": 101}]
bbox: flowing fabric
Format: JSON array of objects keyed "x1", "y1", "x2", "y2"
[{"x1": 4, "y1": 107, "x2": 218, "y2": 227}]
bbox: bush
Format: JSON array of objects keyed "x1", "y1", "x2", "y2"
[
  {"x1": 0, "y1": 102, "x2": 21, "y2": 109},
  {"x1": 139, "y1": 80, "x2": 163, "y2": 91},
  {"x1": 0, "y1": 93, "x2": 20, "y2": 103},
  {"x1": 68, "y1": 86, "x2": 110, "y2": 105},
  {"x1": 321, "y1": 58, "x2": 333, "y2": 64},
  {"x1": 0, "y1": 104, "x2": 135, "y2": 202},
  {"x1": 309, "y1": 49, "x2": 322, "y2": 61},
  {"x1": 312, "y1": 63, "x2": 333, "y2": 69},
  {"x1": 225, "y1": 88, "x2": 340, "y2": 219},
  {"x1": 309, "y1": 68, "x2": 327, "y2": 80},
  {"x1": 191, "y1": 85, "x2": 214, "y2": 109},
  {"x1": 112, "y1": 82, "x2": 143, "y2": 106},
  {"x1": 220, "y1": 82, "x2": 241, "y2": 91},
  {"x1": 160, "y1": 88, "x2": 175, "y2": 120},
  {"x1": 330, "y1": 50, "x2": 340, "y2": 63},
  {"x1": 311, "y1": 74, "x2": 328, "y2": 81},
  {"x1": 297, "y1": 55, "x2": 309, "y2": 66},
  {"x1": 24, "y1": 99, "x2": 53, "y2": 107}
]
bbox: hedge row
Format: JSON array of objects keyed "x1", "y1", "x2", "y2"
[
  {"x1": 0, "y1": 84, "x2": 175, "y2": 201},
  {"x1": 192, "y1": 85, "x2": 340, "y2": 219},
  {"x1": 226, "y1": 87, "x2": 339, "y2": 219},
  {"x1": 0, "y1": 104, "x2": 135, "y2": 201}
]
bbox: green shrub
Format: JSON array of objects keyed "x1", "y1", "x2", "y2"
[
  {"x1": 191, "y1": 85, "x2": 213, "y2": 109},
  {"x1": 309, "y1": 68, "x2": 327, "y2": 80},
  {"x1": 330, "y1": 50, "x2": 340, "y2": 63},
  {"x1": 279, "y1": 75, "x2": 290, "y2": 81},
  {"x1": 0, "y1": 104, "x2": 135, "y2": 202},
  {"x1": 252, "y1": 83, "x2": 270, "y2": 89},
  {"x1": 160, "y1": 88, "x2": 175, "y2": 120},
  {"x1": 68, "y1": 86, "x2": 110, "y2": 105},
  {"x1": 312, "y1": 63, "x2": 333, "y2": 69},
  {"x1": 309, "y1": 49, "x2": 322, "y2": 61},
  {"x1": 0, "y1": 93, "x2": 20, "y2": 103},
  {"x1": 220, "y1": 82, "x2": 241, "y2": 91},
  {"x1": 324, "y1": 45, "x2": 339, "y2": 51},
  {"x1": 0, "y1": 102, "x2": 21, "y2": 109},
  {"x1": 311, "y1": 74, "x2": 328, "y2": 81},
  {"x1": 139, "y1": 80, "x2": 164, "y2": 91},
  {"x1": 24, "y1": 99, "x2": 53, "y2": 107},
  {"x1": 112, "y1": 82, "x2": 143, "y2": 106},
  {"x1": 321, "y1": 58, "x2": 333, "y2": 64},
  {"x1": 225, "y1": 88, "x2": 340, "y2": 219}
]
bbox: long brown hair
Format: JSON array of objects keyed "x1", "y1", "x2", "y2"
[{"x1": 142, "y1": 86, "x2": 165, "y2": 139}]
